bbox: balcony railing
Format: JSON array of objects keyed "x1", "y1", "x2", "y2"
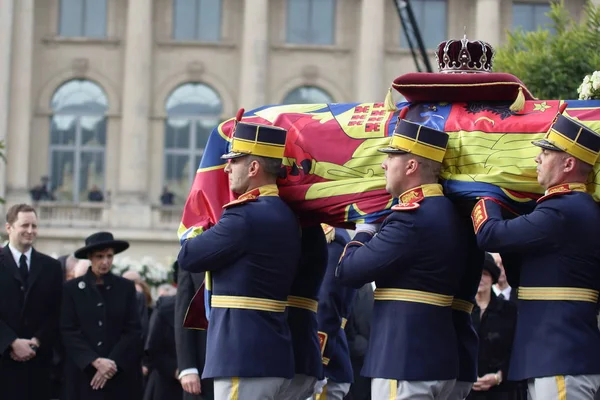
[
  {"x1": 36, "y1": 201, "x2": 108, "y2": 228},
  {"x1": 34, "y1": 202, "x2": 185, "y2": 230},
  {"x1": 151, "y1": 205, "x2": 184, "y2": 228}
]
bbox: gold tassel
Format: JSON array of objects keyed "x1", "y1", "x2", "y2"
[
  {"x1": 321, "y1": 223, "x2": 335, "y2": 244},
  {"x1": 384, "y1": 87, "x2": 397, "y2": 111},
  {"x1": 509, "y1": 86, "x2": 525, "y2": 113}
]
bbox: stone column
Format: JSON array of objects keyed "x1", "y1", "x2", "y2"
[
  {"x1": 355, "y1": 0, "x2": 385, "y2": 102},
  {"x1": 238, "y1": 0, "x2": 268, "y2": 109},
  {"x1": 6, "y1": 0, "x2": 33, "y2": 202},
  {"x1": 0, "y1": 0, "x2": 14, "y2": 202},
  {"x1": 475, "y1": 0, "x2": 502, "y2": 47},
  {"x1": 118, "y1": 0, "x2": 152, "y2": 202}
]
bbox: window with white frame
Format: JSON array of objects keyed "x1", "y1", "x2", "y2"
[
  {"x1": 282, "y1": 86, "x2": 334, "y2": 104},
  {"x1": 286, "y1": 0, "x2": 336, "y2": 45},
  {"x1": 58, "y1": 0, "x2": 107, "y2": 37},
  {"x1": 400, "y1": 0, "x2": 447, "y2": 49},
  {"x1": 173, "y1": 0, "x2": 222, "y2": 42},
  {"x1": 49, "y1": 80, "x2": 107, "y2": 203},
  {"x1": 164, "y1": 83, "x2": 223, "y2": 204},
  {"x1": 512, "y1": 2, "x2": 553, "y2": 32}
]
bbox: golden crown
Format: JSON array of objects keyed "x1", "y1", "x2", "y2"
[{"x1": 435, "y1": 35, "x2": 495, "y2": 74}]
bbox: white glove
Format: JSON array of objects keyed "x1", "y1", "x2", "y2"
[
  {"x1": 313, "y1": 378, "x2": 328, "y2": 395},
  {"x1": 355, "y1": 223, "x2": 381, "y2": 234}
]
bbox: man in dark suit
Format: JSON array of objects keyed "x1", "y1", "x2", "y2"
[
  {"x1": 175, "y1": 268, "x2": 214, "y2": 400},
  {"x1": 0, "y1": 203, "x2": 63, "y2": 400}
]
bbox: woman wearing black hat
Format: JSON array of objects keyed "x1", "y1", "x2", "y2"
[
  {"x1": 467, "y1": 253, "x2": 521, "y2": 400},
  {"x1": 60, "y1": 232, "x2": 143, "y2": 400}
]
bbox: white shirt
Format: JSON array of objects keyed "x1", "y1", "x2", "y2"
[
  {"x1": 493, "y1": 285, "x2": 512, "y2": 300},
  {"x1": 8, "y1": 244, "x2": 32, "y2": 271}
]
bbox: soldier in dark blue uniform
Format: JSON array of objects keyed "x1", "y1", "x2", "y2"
[
  {"x1": 280, "y1": 225, "x2": 328, "y2": 400},
  {"x1": 336, "y1": 119, "x2": 468, "y2": 399},
  {"x1": 177, "y1": 122, "x2": 302, "y2": 400},
  {"x1": 472, "y1": 114, "x2": 600, "y2": 400},
  {"x1": 315, "y1": 225, "x2": 355, "y2": 400}
]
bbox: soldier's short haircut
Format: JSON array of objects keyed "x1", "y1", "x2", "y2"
[
  {"x1": 413, "y1": 154, "x2": 442, "y2": 182},
  {"x1": 246, "y1": 155, "x2": 283, "y2": 178},
  {"x1": 6, "y1": 204, "x2": 37, "y2": 225}
]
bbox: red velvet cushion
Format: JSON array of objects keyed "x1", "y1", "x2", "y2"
[{"x1": 392, "y1": 72, "x2": 536, "y2": 103}]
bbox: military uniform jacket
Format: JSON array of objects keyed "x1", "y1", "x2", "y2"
[
  {"x1": 452, "y1": 233, "x2": 482, "y2": 383},
  {"x1": 287, "y1": 225, "x2": 328, "y2": 379},
  {"x1": 317, "y1": 228, "x2": 356, "y2": 383},
  {"x1": 336, "y1": 184, "x2": 467, "y2": 381},
  {"x1": 473, "y1": 183, "x2": 600, "y2": 380},
  {"x1": 178, "y1": 184, "x2": 302, "y2": 379},
  {"x1": 61, "y1": 268, "x2": 143, "y2": 400}
]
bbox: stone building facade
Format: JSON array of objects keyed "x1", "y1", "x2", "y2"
[{"x1": 0, "y1": 0, "x2": 590, "y2": 263}]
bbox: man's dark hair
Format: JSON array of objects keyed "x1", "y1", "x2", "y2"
[{"x1": 6, "y1": 204, "x2": 37, "y2": 225}]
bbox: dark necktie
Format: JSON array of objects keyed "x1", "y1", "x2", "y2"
[
  {"x1": 498, "y1": 293, "x2": 505, "y2": 300},
  {"x1": 19, "y1": 254, "x2": 29, "y2": 283}
]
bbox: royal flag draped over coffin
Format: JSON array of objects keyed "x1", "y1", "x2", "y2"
[{"x1": 177, "y1": 99, "x2": 600, "y2": 242}]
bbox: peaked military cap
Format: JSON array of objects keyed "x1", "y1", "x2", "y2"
[
  {"x1": 221, "y1": 122, "x2": 288, "y2": 160},
  {"x1": 378, "y1": 119, "x2": 449, "y2": 163},
  {"x1": 533, "y1": 114, "x2": 600, "y2": 165}
]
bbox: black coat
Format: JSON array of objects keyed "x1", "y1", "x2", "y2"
[
  {"x1": 174, "y1": 270, "x2": 214, "y2": 400},
  {"x1": 61, "y1": 268, "x2": 143, "y2": 400},
  {"x1": 468, "y1": 293, "x2": 522, "y2": 400},
  {"x1": 143, "y1": 295, "x2": 182, "y2": 400},
  {"x1": 0, "y1": 246, "x2": 63, "y2": 400}
]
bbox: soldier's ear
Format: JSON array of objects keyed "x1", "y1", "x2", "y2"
[
  {"x1": 247, "y1": 159, "x2": 260, "y2": 177},
  {"x1": 563, "y1": 156, "x2": 576, "y2": 173}
]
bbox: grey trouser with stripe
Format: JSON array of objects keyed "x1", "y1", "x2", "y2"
[
  {"x1": 279, "y1": 374, "x2": 318, "y2": 400},
  {"x1": 528, "y1": 375, "x2": 600, "y2": 400},
  {"x1": 213, "y1": 377, "x2": 291, "y2": 400},
  {"x1": 372, "y1": 378, "x2": 456, "y2": 400},
  {"x1": 315, "y1": 381, "x2": 351, "y2": 400},
  {"x1": 447, "y1": 381, "x2": 473, "y2": 400}
]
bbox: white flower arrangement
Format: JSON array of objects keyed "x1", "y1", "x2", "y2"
[
  {"x1": 112, "y1": 256, "x2": 174, "y2": 299},
  {"x1": 577, "y1": 71, "x2": 600, "y2": 100}
]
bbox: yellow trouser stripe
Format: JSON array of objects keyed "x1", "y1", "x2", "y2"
[
  {"x1": 316, "y1": 385, "x2": 327, "y2": 400},
  {"x1": 555, "y1": 375, "x2": 566, "y2": 400},
  {"x1": 518, "y1": 287, "x2": 599, "y2": 303},
  {"x1": 341, "y1": 317, "x2": 348, "y2": 329},
  {"x1": 287, "y1": 296, "x2": 319, "y2": 313},
  {"x1": 452, "y1": 299, "x2": 475, "y2": 313},
  {"x1": 375, "y1": 288, "x2": 454, "y2": 307},
  {"x1": 389, "y1": 379, "x2": 398, "y2": 399},
  {"x1": 211, "y1": 295, "x2": 287, "y2": 312},
  {"x1": 229, "y1": 377, "x2": 239, "y2": 400}
]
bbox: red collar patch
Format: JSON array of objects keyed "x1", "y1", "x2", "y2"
[
  {"x1": 222, "y1": 188, "x2": 260, "y2": 209},
  {"x1": 400, "y1": 187, "x2": 424, "y2": 204},
  {"x1": 537, "y1": 183, "x2": 586, "y2": 203}
]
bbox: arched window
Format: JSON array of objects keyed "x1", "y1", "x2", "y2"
[
  {"x1": 164, "y1": 83, "x2": 223, "y2": 204},
  {"x1": 50, "y1": 80, "x2": 107, "y2": 203},
  {"x1": 282, "y1": 86, "x2": 334, "y2": 104}
]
